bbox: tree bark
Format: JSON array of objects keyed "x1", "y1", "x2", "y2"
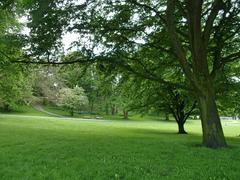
[
  {"x1": 198, "y1": 84, "x2": 227, "y2": 148},
  {"x1": 177, "y1": 121, "x2": 187, "y2": 134}
]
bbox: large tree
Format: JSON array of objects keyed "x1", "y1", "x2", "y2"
[{"x1": 165, "y1": 0, "x2": 240, "y2": 147}]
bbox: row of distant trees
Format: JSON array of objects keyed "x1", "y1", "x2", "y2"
[{"x1": 2, "y1": 63, "x2": 239, "y2": 135}]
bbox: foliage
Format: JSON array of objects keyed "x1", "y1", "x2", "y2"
[
  {"x1": 0, "y1": 65, "x2": 33, "y2": 111},
  {"x1": 57, "y1": 86, "x2": 89, "y2": 116},
  {"x1": 32, "y1": 67, "x2": 65, "y2": 104},
  {"x1": 216, "y1": 61, "x2": 240, "y2": 117},
  {"x1": 0, "y1": 0, "x2": 33, "y2": 111},
  {"x1": 59, "y1": 64, "x2": 101, "y2": 113}
]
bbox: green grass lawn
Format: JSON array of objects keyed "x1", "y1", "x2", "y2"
[{"x1": 0, "y1": 114, "x2": 239, "y2": 179}]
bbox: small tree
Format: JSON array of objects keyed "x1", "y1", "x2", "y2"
[{"x1": 57, "y1": 86, "x2": 88, "y2": 116}]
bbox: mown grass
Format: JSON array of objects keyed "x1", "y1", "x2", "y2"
[{"x1": 0, "y1": 114, "x2": 239, "y2": 179}]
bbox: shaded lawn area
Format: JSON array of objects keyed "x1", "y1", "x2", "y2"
[{"x1": 0, "y1": 115, "x2": 239, "y2": 179}]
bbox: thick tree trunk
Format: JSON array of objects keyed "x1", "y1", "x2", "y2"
[
  {"x1": 198, "y1": 90, "x2": 227, "y2": 148},
  {"x1": 177, "y1": 121, "x2": 187, "y2": 134}
]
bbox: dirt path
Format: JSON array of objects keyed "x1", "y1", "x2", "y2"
[{"x1": 32, "y1": 104, "x2": 103, "y2": 121}]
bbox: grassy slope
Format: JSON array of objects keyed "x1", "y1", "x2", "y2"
[
  {"x1": 0, "y1": 114, "x2": 239, "y2": 180},
  {"x1": 1, "y1": 105, "x2": 48, "y2": 116}
]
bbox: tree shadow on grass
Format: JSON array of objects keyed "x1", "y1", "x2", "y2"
[
  {"x1": 129, "y1": 128, "x2": 209, "y2": 147},
  {"x1": 120, "y1": 127, "x2": 239, "y2": 150}
]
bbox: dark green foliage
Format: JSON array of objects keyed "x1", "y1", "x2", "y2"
[{"x1": 0, "y1": 64, "x2": 33, "y2": 111}]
